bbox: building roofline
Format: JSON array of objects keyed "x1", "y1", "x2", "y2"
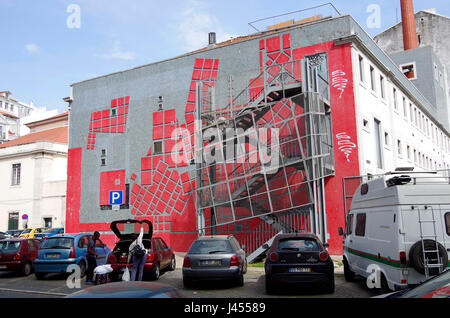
[
  {"x1": 70, "y1": 14, "x2": 345, "y2": 87},
  {"x1": 25, "y1": 111, "x2": 69, "y2": 128},
  {"x1": 374, "y1": 9, "x2": 450, "y2": 39}
]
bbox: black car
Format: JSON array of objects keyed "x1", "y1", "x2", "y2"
[{"x1": 264, "y1": 233, "x2": 335, "y2": 294}]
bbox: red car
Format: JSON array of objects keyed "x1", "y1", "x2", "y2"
[
  {"x1": 107, "y1": 219, "x2": 176, "y2": 281},
  {"x1": 0, "y1": 239, "x2": 41, "y2": 276}
]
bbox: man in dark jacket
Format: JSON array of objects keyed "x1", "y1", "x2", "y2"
[{"x1": 86, "y1": 231, "x2": 100, "y2": 284}]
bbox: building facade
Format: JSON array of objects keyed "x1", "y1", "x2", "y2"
[
  {"x1": 66, "y1": 14, "x2": 450, "y2": 255},
  {"x1": 0, "y1": 113, "x2": 68, "y2": 231}
]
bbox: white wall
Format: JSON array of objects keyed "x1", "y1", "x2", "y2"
[
  {"x1": 352, "y1": 46, "x2": 450, "y2": 176},
  {"x1": 0, "y1": 142, "x2": 67, "y2": 231}
]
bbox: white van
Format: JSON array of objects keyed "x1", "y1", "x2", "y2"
[{"x1": 339, "y1": 172, "x2": 450, "y2": 292}]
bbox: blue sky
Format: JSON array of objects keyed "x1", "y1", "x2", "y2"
[{"x1": 1, "y1": 0, "x2": 449, "y2": 113}]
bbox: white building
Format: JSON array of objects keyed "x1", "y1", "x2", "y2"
[
  {"x1": 0, "y1": 90, "x2": 58, "y2": 144},
  {"x1": 352, "y1": 46, "x2": 450, "y2": 176},
  {"x1": 0, "y1": 112, "x2": 68, "y2": 231}
]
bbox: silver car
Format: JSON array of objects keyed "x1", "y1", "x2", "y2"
[{"x1": 182, "y1": 235, "x2": 247, "y2": 288}]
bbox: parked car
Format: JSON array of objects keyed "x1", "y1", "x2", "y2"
[
  {"x1": 374, "y1": 269, "x2": 450, "y2": 298},
  {"x1": 19, "y1": 227, "x2": 48, "y2": 239},
  {"x1": 5, "y1": 230, "x2": 24, "y2": 238},
  {"x1": 66, "y1": 281, "x2": 185, "y2": 298},
  {"x1": 107, "y1": 219, "x2": 176, "y2": 281},
  {"x1": 182, "y1": 235, "x2": 247, "y2": 288},
  {"x1": 0, "y1": 232, "x2": 7, "y2": 240},
  {"x1": 339, "y1": 173, "x2": 450, "y2": 293},
  {"x1": 34, "y1": 233, "x2": 111, "y2": 279},
  {"x1": 34, "y1": 227, "x2": 64, "y2": 240},
  {"x1": 0, "y1": 238, "x2": 41, "y2": 276},
  {"x1": 263, "y1": 233, "x2": 335, "y2": 295}
]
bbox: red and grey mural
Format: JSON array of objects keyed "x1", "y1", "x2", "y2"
[{"x1": 67, "y1": 30, "x2": 360, "y2": 255}]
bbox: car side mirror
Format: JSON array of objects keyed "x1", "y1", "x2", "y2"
[
  {"x1": 324, "y1": 243, "x2": 330, "y2": 249},
  {"x1": 262, "y1": 244, "x2": 269, "y2": 250},
  {"x1": 338, "y1": 227, "x2": 344, "y2": 236}
]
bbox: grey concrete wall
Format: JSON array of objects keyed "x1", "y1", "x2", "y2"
[
  {"x1": 69, "y1": 15, "x2": 355, "y2": 224},
  {"x1": 374, "y1": 10, "x2": 450, "y2": 129}
]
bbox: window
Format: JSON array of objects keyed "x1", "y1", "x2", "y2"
[
  {"x1": 43, "y1": 218, "x2": 52, "y2": 228},
  {"x1": 407, "y1": 145, "x2": 411, "y2": 161},
  {"x1": 374, "y1": 119, "x2": 383, "y2": 169},
  {"x1": 392, "y1": 88, "x2": 398, "y2": 110},
  {"x1": 8, "y1": 212, "x2": 19, "y2": 230},
  {"x1": 355, "y1": 213, "x2": 366, "y2": 237},
  {"x1": 359, "y1": 56, "x2": 365, "y2": 82},
  {"x1": 154, "y1": 141, "x2": 163, "y2": 154},
  {"x1": 370, "y1": 66, "x2": 376, "y2": 91},
  {"x1": 384, "y1": 132, "x2": 390, "y2": 146},
  {"x1": 101, "y1": 158, "x2": 107, "y2": 166},
  {"x1": 380, "y1": 75, "x2": 385, "y2": 99},
  {"x1": 11, "y1": 163, "x2": 21, "y2": 186},
  {"x1": 403, "y1": 97, "x2": 408, "y2": 118},
  {"x1": 397, "y1": 140, "x2": 402, "y2": 156},
  {"x1": 346, "y1": 214, "x2": 354, "y2": 235},
  {"x1": 409, "y1": 103, "x2": 413, "y2": 123},
  {"x1": 401, "y1": 62, "x2": 417, "y2": 80},
  {"x1": 414, "y1": 149, "x2": 417, "y2": 163}
]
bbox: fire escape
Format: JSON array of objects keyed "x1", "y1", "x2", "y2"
[{"x1": 194, "y1": 54, "x2": 334, "y2": 262}]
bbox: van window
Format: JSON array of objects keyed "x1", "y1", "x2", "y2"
[
  {"x1": 445, "y1": 213, "x2": 450, "y2": 236},
  {"x1": 355, "y1": 213, "x2": 366, "y2": 237},
  {"x1": 346, "y1": 214, "x2": 354, "y2": 235}
]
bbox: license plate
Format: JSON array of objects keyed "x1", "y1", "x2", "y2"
[
  {"x1": 289, "y1": 267, "x2": 311, "y2": 273},
  {"x1": 47, "y1": 254, "x2": 60, "y2": 259},
  {"x1": 200, "y1": 260, "x2": 221, "y2": 266},
  {"x1": 0, "y1": 265, "x2": 6, "y2": 269}
]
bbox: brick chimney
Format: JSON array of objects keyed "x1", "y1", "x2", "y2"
[{"x1": 400, "y1": 0, "x2": 419, "y2": 51}]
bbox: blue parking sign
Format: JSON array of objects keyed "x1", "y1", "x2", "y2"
[{"x1": 109, "y1": 191, "x2": 124, "y2": 205}]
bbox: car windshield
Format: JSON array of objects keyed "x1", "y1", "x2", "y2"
[
  {"x1": 188, "y1": 240, "x2": 234, "y2": 254},
  {"x1": 42, "y1": 228, "x2": 56, "y2": 234},
  {"x1": 400, "y1": 270, "x2": 450, "y2": 298},
  {"x1": 0, "y1": 241, "x2": 21, "y2": 252},
  {"x1": 22, "y1": 229, "x2": 32, "y2": 234},
  {"x1": 278, "y1": 238, "x2": 320, "y2": 251},
  {"x1": 40, "y1": 237, "x2": 74, "y2": 249}
]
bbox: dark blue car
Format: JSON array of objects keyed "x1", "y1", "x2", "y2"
[
  {"x1": 34, "y1": 233, "x2": 111, "y2": 279},
  {"x1": 34, "y1": 227, "x2": 64, "y2": 239}
]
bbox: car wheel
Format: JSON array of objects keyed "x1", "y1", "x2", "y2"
[
  {"x1": 324, "y1": 276, "x2": 335, "y2": 294},
  {"x1": 183, "y1": 277, "x2": 193, "y2": 289},
  {"x1": 169, "y1": 256, "x2": 176, "y2": 271},
  {"x1": 265, "y1": 275, "x2": 275, "y2": 295},
  {"x1": 343, "y1": 258, "x2": 355, "y2": 282},
  {"x1": 21, "y1": 262, "x2": 32, "y2": 276},
  {"x1": 378, "y1": 273, "x2": 391, "y2": 295},
  {"x1": 35, "y1": 272, "x2": 47, "y2": 280},
  {"x1": 236, "y1": 273, "x2": 244, "y2": 287},
  {"x1": 78, "y1": 261, "x2": 86, "y2": 278},
  {"x1": 151, "y1": 263, "x2": 160, "y2": 280}
]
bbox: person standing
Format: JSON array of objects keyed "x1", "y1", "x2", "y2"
[
  {"x1": 86, "y1": 231, "x2": 100, "y2": 284},
  {"x1": 128, "y1": 226, "x2": 147, "y2": 281}
]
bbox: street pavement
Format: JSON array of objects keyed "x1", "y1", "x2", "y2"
[{"x1": 0, "y1": 255, "x2": 378, "y2": 298}]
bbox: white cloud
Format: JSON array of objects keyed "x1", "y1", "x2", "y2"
[
  {"x1": 176, "y1": 3, "x2": 237, "y2": 52},
  {"x1": 25, "y1": 43, "x2": 40, "y2": 55},
  {"x1": 96, "y1": 40, "x2": 135, "y2": 60}
]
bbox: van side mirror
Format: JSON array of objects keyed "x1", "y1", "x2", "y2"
[
  {"x1": 262, "y1": 244, "x2": 269, "y2": 250},
  {"x1": 338, "y1": 227, "x2": 344, "y2": 236}
]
